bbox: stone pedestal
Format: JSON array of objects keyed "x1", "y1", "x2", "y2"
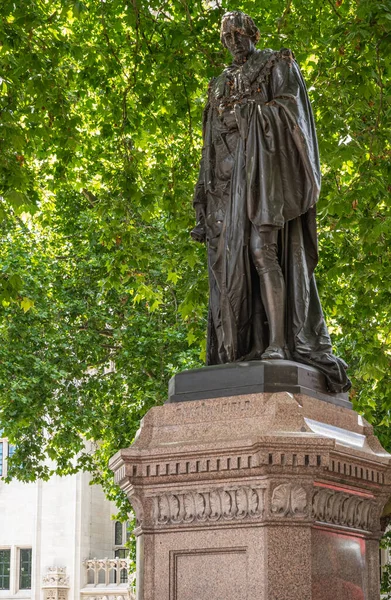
[
  {"x1": 42, "y1": 567, "x2": 69, "y2": 600},
  {"x1": 109, "y1": 367, "x2": 391, "y2": 600}
]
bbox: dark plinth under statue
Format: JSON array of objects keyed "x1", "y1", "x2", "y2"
[{"x1": 167, "y1": 360, "x2": 352, "y2": 410}]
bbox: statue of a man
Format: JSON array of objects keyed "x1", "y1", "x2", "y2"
[{"x1": 191, "y1": 11, "x2": 351, "y2": 393}]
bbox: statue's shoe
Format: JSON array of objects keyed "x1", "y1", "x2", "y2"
[{"x1": 261, "y1": 345, "x2": 286, "y2": 360}]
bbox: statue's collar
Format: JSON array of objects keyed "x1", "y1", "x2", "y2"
[
  {"x1": 225, "y1": 49, "x2": 275, "y2": 83},
  {"x1": 230, "y1": 49, "x2": 256, "y2": 68},
  {"x1": 210, "y1": 48, "x2": 276, "y2": 101}
]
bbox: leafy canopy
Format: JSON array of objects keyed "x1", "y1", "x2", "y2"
[{"x1": 0, "y1": 0, "x2": 390, "y2": 519}]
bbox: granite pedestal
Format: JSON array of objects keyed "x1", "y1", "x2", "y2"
[{"x1": 109, "y1": 362, "x2": 391, "y2": 600}]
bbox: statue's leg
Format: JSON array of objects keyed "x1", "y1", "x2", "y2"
[{"x1": 250, "y1": 225, "x2": 287, "y2": 360}]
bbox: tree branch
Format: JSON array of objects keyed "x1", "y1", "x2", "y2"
[
  {"x1": 82, "y1": 189, "x2": 98, "y2": 206},
  {"x1": 326, "y1": 0, "x2": 343, "y2": 19},
  {"x1": 182, "y1": 80, "x2": 193, "y2": 145},
  {"x1": 100, "y1": 0, "x2": 130, "y2": 81}
]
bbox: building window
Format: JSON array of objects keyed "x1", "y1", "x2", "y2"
[
  {"x1": 114, "y1": 521, "x2": 123, "y2": 546},
  {"x1": 19, "y1": 548, "x2": 32, "y2": 589},
  {"x1": 114, "y1": 549, "x2": 128, "y2": 583},
  {"x1": 0, "y1": 550, "x2": 11, "y2": 590},
  {"x1": 126, "y1": 521, "x2": 131, "y2": 542},
  {"x1": 0, "y1": 439, "x2": 14, "y2": 478},
  {"x1": 114, "y1": 521, "x2": 130, "y2": 584}
]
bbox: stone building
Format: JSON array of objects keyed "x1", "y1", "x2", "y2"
[{"x1": 0, "y1": 436, "x2": 134, "y2": 600}]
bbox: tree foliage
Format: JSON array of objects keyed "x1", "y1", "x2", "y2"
[{"x1": 0, "y1": 0, "x2": 390, "y2": 516}]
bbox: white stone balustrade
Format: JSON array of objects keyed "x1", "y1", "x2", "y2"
[{"x1": 81, "y1": 558, "x2": 135, "y2": 600}]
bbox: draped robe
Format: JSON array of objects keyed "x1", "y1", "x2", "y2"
[{"x1": 193, "y1": 48, "x2": 351, "y2": 394}]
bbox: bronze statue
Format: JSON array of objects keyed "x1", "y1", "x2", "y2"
[{"x1": 191, "y1": 11, "x2": 351, "y2": 394}]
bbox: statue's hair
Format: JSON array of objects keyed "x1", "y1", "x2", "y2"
[{"x1": 220, "y1": 11, "x2": 260, "y2": 46}]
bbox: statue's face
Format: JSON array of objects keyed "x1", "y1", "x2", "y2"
[{"x1": 222, "y1": 28, "x2": 254, "y2": 61}]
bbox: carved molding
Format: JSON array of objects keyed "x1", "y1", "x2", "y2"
[
  {"x1": 312, "y1": 487, "x2": 374, "y2": 530},
  {"x1": 114, "y1": 464, "x2": 126, "y2": 485},
  {"x1": 129, "y1": 494, "x2": 143, "y2": 527},
  {"x1": 42, "y1": 566, "x2": 69, "y2": 600},
  {"x1": 80, "y1": 596, "x2": 131, "y2": 600},
  {"x1": 328, "y1": 457, "x2": 384, "y2": 485},
  {"x1": 84, "y1": 558, "x2": 130, "y2": 572},
  {"x1": 42, "y1": 566, "x2": 69, "y2": 588},
  {"x1": 43, "y1": 591, "x2": 68, "y2": 600},
  {"x1": 80, "y1": 596, "x2": 132, "y2": 600},
  {"x1": 153, "y1": 486, "x2": 264, "y2": 525},
  {"x1": 270, "y1": 483, "x2": 308, "y2": 517}
]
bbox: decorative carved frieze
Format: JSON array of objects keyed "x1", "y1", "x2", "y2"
[
  {"x1": 80, "y1": 596, "x2": 131, "y2": 600},
  {"x1": 43, "y1": 591, "x2": 68, "y2": 600},
  {"x1": 42, "y1": 566, "x2": 69, "y2": 600},
  {"x1": 270, "y1": 483, "x2": 308, "y2": 517},
  {"x1": 128, "y1": 494, "x2": 143, "y2": 527},
  {"x1": 42, "y1": 566, "x2": 69, "y2": 588},
  {"x1": 312, "y1": 487, "x2": 374, "y2": 530},
  {"x1": 84, "y1": 557, "x2": 130, "y2": 571},
  {"x1": 153, "y1": 486, "x2": 264, "y2": 525}
]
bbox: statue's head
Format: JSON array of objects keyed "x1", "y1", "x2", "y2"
[{"x1": 220, "y1": 11, "x2": 260, "y2": 62}]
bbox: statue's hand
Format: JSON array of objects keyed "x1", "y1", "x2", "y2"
[{"x1": 190, "y1": 223, "x2": 206, "y2": 244}]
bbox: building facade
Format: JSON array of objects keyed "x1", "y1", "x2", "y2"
[{"x1": 0, "y1": 437, "x2": 134, "y2": 600}]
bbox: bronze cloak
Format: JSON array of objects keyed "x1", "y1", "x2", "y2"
[{"x1": 194, "y1": 49, "x2": 351, "y2": 393}]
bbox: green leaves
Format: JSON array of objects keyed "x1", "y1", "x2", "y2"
[
  {"x1": 20, "y1": 297, "x2": 34, "y2": 313},
  {"x1": 0, "y1": 0, "x2": 390, "y2": 539}
]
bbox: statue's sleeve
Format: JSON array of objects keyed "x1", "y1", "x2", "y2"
[
  {"x1": 269, "y1": 52, "x2": 321, "y2": 209},
  {"x1": 244, "y1": 50, "x2": 321, "y2": 227}
]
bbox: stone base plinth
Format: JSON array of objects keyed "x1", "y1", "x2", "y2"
[
  {"x1": 110, "y1": 386, "x2": 391, "y2": 600},
  {"x1": 167, "y1": 360, "x2": 351, "y2": 409}
]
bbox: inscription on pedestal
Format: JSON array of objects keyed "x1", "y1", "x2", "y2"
[{"x1": 170, "y1": 397, "x2": 254, "y2": 424}]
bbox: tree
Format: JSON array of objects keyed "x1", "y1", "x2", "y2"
[{"x1": 0, "y1": 0, "x2": 390, "y2": 518}]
